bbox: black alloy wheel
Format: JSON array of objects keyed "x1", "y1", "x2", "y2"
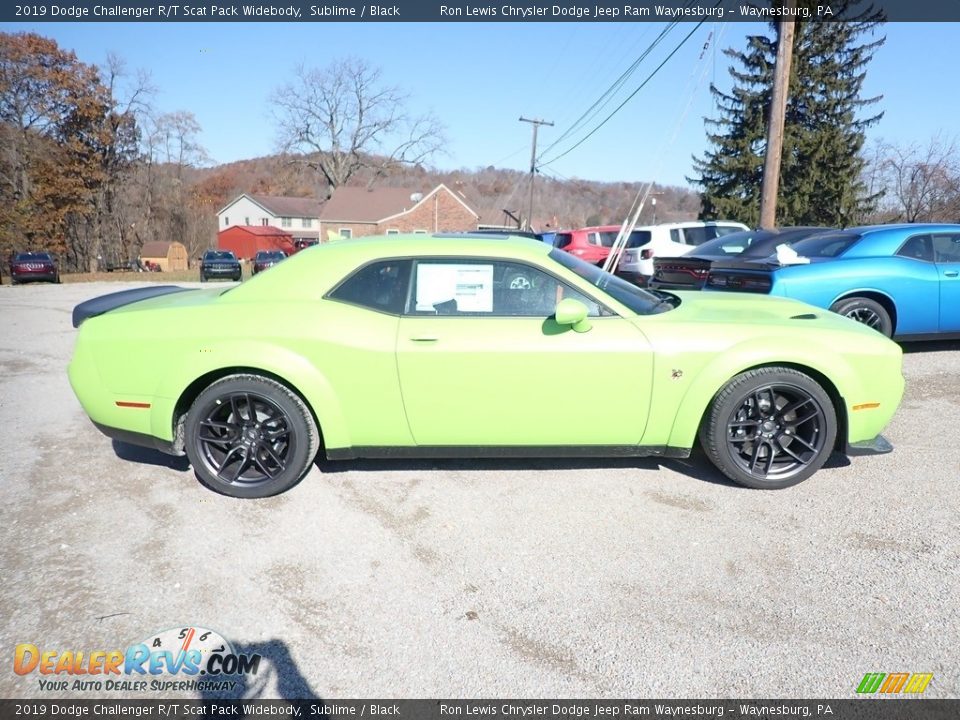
[
  {"x1": 700, "y1": 367, "x2": 837, "y2": 489},
  {"x1": 829, "y1": 297, "x2": 893, "y2": 337},
  {"x1": 184, "y1": 374, "x2": 319, "y2": 498}
]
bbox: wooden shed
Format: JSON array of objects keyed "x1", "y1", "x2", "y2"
[{"x1": 139, "y1": 241, "x2": 189, "y2": 272}]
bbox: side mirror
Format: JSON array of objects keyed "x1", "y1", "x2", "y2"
[{"x1": 554, "y1": 298, "x2": 592, "y2": 333}]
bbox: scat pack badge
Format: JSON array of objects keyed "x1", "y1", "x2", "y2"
[{"x1": 14, "y1": 625, "x2": 261, "y2": 693}]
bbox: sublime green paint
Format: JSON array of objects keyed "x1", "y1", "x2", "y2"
[{"x1": 68, "y1": 235, "x2": 904, "y2": 458}]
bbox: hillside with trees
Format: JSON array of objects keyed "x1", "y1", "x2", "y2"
[{"x1": 3, "y1": 29, "x2": 959, "y2": 274}]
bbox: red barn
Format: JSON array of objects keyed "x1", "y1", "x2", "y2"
[{"x1": 217, "y1": 226, "x2": 294, "y2": 260}]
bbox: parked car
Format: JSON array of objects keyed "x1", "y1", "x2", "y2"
[
  {"x1": 199, "y1": 250, "x2": 241, "y2": 282},
  {"x1": 553, "y1": 225, "x2": 656, "y2": 266},
  {"x1": 252, "y1": 250, "x2": 288, "y2": 275},
  {"x1": 9, "y1": 251, "x2": 59, "y2": 284},
  {"x1": 616, "y1": 221, "x2": 750, "y2": 285},
  {"x1": 69, "y1": 234, "x2": 903, "y2": 498},
  {"x1": 293, "y1": 239, "x2": 319, "y2": 253},
  {"x1": 704, "y1": 223, "x2": 960, "y2": 340},
  {"x1": 650, "y1": 227, "x2": 832, "y2": 291}
]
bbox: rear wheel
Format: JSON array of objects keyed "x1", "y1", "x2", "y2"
[
  {"x1": 184, "y1": 374, "x2": 319, "y2": 498},
  {"x1": 699, "y1": 367, "x2": 837, "y2": 489},
  {"x1": 829, "y1": 297, "x2": 893, "y2": 337}
]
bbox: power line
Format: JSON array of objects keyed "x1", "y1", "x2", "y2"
[
  {"x1": 539, "y1": 20, "x2": 683, "y2": 159},
  {"x1": 539, "y1": 9, "x2": 718, "y2": 169}
]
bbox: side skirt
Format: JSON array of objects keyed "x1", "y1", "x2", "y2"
[{"x1": 326, "y1": 445, "x2": 691, "y2": 461}]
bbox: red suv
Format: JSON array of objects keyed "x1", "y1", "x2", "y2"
[
  {"x1": 553, "y1": 226, "x2": 652, "y2": 267},
  {"x1": 9, "y1": 251, "x2": 60, "y2": 284}
]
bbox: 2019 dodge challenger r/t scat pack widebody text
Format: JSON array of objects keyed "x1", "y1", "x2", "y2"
[{"x1": 68, "y1": 235, "x2": 905, "y2": 498}]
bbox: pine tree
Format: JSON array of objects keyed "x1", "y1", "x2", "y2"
[{"x1": 690, "y1": 3, "x2": 884, "y2": 228}]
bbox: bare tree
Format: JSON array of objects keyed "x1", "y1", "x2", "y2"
[
  {"x1": 271, "y1": 57, "x2": 445, "y2": 196},
  {"x1": 874, "y1": 135, "x2": 960, "y2": 222}
]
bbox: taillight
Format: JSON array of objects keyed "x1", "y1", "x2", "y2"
[
  {"x1": 640, "y1": 249, "x2": 655, "y2": 260},
  {"x1": 707, "y1": 273, "x2": 772, "y2": 292}
]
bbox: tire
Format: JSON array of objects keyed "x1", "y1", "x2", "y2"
[
  {"x1": 699, "y1": 367, "x2": 837, "y2": 490},
  {"x1": 829, "y1": 297, "x2": 893, "y2": 337},
  {"x1": 183, "y1": 374, "x2": 320, "y2": 498}
]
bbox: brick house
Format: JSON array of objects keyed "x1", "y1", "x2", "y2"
[{"x1": 319, "y1": 184, "x2": 479, "y2": 239}]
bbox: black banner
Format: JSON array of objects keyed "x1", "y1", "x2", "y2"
[
  {"x1": 1, "y1": 700, "x2": 958, "y2": 720},
  {"x1": 2, "y1": 0, "x2": 960, "y2": 23}
]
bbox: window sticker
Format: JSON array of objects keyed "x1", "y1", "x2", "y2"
[{"x1": 416, "y1": 263, "x2": 494, "y2": 313}]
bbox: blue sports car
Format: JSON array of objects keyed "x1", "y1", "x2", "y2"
[{"x1": 704, "y1": 224, "x2": 960, "y2": 339}]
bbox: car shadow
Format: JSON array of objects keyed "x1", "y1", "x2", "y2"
[
  {"x1": 900, "y1": 339, "x2": 960, "y2": 353},
  {"x1": 196, "y1": 638, "x2": 321, "y2": 706},
  {"x1": 111, "y1": 440, "x2": 191, "y2": 471},
  {"x1": 315, "y1": 448, "x2": 744, "y2": 488}
]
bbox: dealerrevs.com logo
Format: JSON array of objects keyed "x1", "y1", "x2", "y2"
[{"x1": 14, "y1": 626, "x2": 261, "y2": 693}]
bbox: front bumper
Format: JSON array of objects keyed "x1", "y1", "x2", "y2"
[
  {"x1": 202, "y1": 266, "x2": 241, "y2": 278},
  {"x1": 93, "y1": 421, "x2": 183, "y2": 456},
  {"x1": 845, "y1": 434, "x2": 894, "y2": 456},
  {"x1": 12, "y1": 269, "x2": 57, "y2": 282}
]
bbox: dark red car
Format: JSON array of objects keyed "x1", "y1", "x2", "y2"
[
  {"x1": 252, "y1": 250, "x2": 288, "y2": 275},
  {"x1": 9, "y1": 252, "x2": 60, "y2": 284}
]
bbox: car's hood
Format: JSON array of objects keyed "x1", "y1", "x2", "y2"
[{"x1": 658, "y1": 290, "x2": 872, "y2": 335}]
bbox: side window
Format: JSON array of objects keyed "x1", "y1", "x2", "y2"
[
  {"x1": 684, "y1": 227, "x2": 710, "y2": 245},
  {"x1": 588, "y1": 232, "x2": 600, "y2": 247},
  {"x1": 408, "y1": 260, "x2": 601, "y2": 317},
  {"x1": 670, "y1": 229, "x2": 682, "y2": 243},
  {"x1": 328, "y1": 260, "x2": 411, "y2": 314},
  {"x1": 932, "y1": 234, "x2": 960, "y2": 263},
  {"x1": 556, "y1": 233, "x2": 573, "y2": 249},
  {"x1": 896, "y1": 235, "x2": 934, "y2": 262}
]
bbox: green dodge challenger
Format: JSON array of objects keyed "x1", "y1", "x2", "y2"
[{"x1": 68, "y1": 235, "x2": 904, "y2": 498}]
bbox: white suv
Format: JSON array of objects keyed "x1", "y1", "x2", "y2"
[{"x1": 615, "y1": 221, "x2": 749, "y2": 285}]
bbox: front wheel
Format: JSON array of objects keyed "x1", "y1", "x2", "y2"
[
  {"x1": 699, "y1": 367, "x2": 837, "y2": 489},
  {"x1": 184, "y1": 374, "x2": 320, "y2": 498},
  {"x1": 829, "y1": 297, "x2": 893, "y2": 337}
]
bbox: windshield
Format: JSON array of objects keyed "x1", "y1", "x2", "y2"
[
  {"x1": 15, "y1": 252, "x2": 52, "y2": 261},
  {"x1": 549, "y1": 249, "x2": 667, "y2": 315},
  {"x1": 205, "y1": 251, "x2": 236, "y2": 260},
  {"x1": 785, "y1": 232, "x2": 861, "y2": 259}
]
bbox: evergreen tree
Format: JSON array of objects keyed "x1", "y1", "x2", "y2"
[{"x1": 690, "y1": 3, "x2": 884, "y2": 228}]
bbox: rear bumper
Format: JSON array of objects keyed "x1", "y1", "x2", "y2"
[{"x1": 845, "y1": 434, "x2": 893, "y2": 456}]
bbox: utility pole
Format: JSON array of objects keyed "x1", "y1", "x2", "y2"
[
  {"x1": 759, "y1": 11, "x2": 795, "y2": 229},
  {"x1": 519, "y1": 116, "x2": 553, "y2": 230}
]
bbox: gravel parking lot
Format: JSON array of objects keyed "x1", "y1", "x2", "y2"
[{"x1": 1, "y1": 281, "x2": 957, "y2": 700}]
